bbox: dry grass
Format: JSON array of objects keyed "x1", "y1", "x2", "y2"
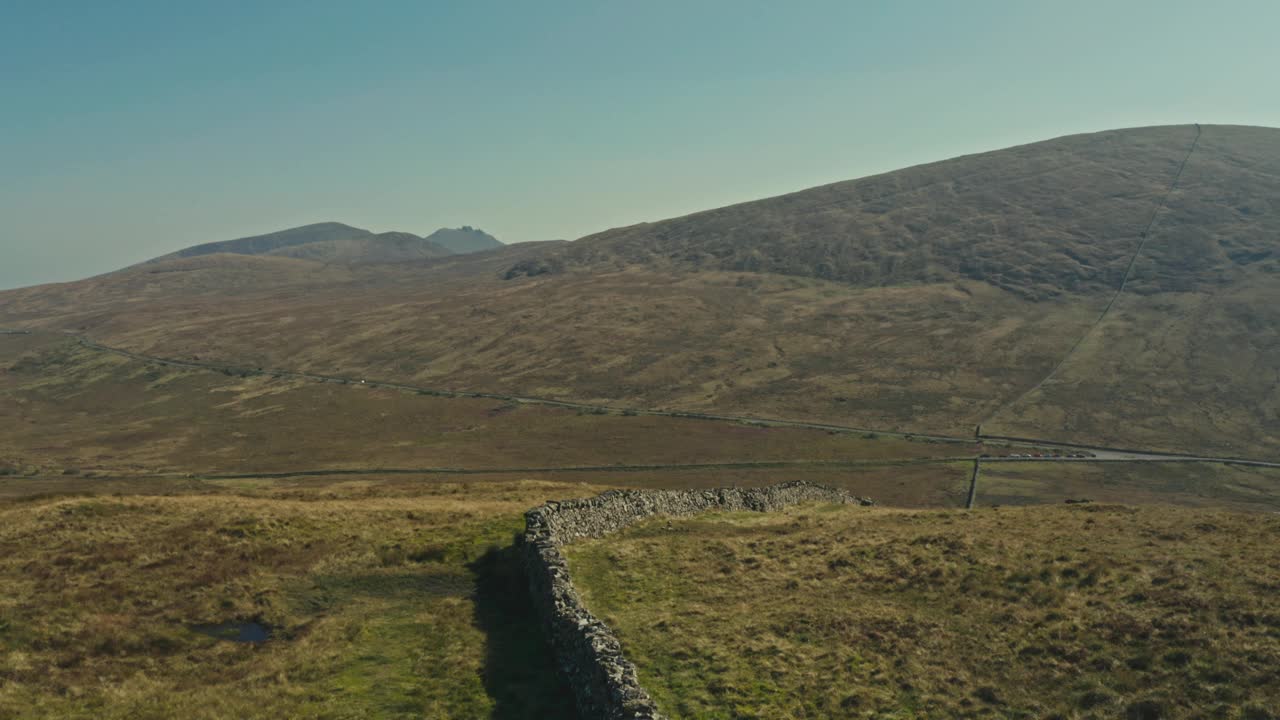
[
  {"x1": 976, "y1": 461, "x2": 1280, "y2": 512},
  {"x1": 567, "y1": 503, "x2": 1280, "y2": 719},
  {"x1": 0, "y1": 478, "x2": 591, "y2": 720},
  {"x1": 0, "y1": 335, "x2": 966, "y2": 477},
  {"x1": 3, "y1": 126, "x2": 1278, "y2": 456},
  {"x1": 984, "y1": 283, "x2": 1280, "y2": 457},
  {"x1": 1, "y1": 268, "x2": 1090, "y2": 439},
  {"x1": 2, "y1": 124, "x2": 1278, "y2": 718}
]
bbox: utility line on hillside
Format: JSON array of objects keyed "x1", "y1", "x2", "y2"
[
  {"x1": 965, "y1": 459, "x2": 981, "y2": 509},
  {"x1": 980, "y1": 123, "x2": 1202, "y2": 427}
]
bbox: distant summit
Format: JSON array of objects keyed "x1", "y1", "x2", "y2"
[
  {"x1": 424, "y1": 226, "x2": 503, "y2": 254},
  {"x1": 266, "y1": 231, "x2": 453, "y2": 264},
  {"x1": 144, "y1": 223, "x2": 504, "y2": 268},
  {"x1": 151, "y1": 222, "x2": 377, "y2": 262}
]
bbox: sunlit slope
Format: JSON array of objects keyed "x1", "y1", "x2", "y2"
[
  {"x1": 141, "y1": 222, "x2": 455, "y2": 267},
  {"x1": 264, "y1": 232, "x2": 453, "y2": 263},
  {"x1": 0, "y1": 333, "x2": 961, "y2": 478},
  {"x1": 984, "y1": 125, "x2": 1280, "y2": 455},
  {"x1": 2, "y1": 125, "x2": 1276, "y2": 456},
  {"x1": 147, "y1": 222, "x2": 377, "y2": 262},
  {"x1": 0, "y1": 268, "x2": 1095, "y2": 438},
  {"x1": 550, "y1": 125, "x2": 1215, "y2": 298}
]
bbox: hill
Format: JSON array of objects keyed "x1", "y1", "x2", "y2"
[
  {"x1": 148, "y1": 222, "x2": 375, "y2": 262},
  {"x1": 140, "y1": 223, "x2": 504, "y2": 266},
  {"x1": 554, "y1": 121, "x2": 1280, "y2": 457},
  {"x1": 145, "y1": 223, "x2": 455, "y2": 266},
  {"x1": 2, "y1": 125, "x2": 1277, "y2": 458},
  {"x1": 426, "y1": 226, "x2": 504, "y2": 254},
  {"x1": 265, "y1": 231, "x2": 453, "y2": 263},
  {"x1": 519, "y1": 124, "x2": 1278, "y2": 300}
]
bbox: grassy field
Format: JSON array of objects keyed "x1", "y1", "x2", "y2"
[
  {"x1": 983, "y1": 284, "x2": 1280, "y2": 458},
  {"x1": 0, "y1": 477, "x2": 592, "y2": 720},
  {"x1": 976, "y1": 461, "x2": 1280, "y2": 512},
  {"x1": 1, "y1": 268, "x2": 1094, "y2": 440},
  {"x1": 0, "y1": 335, "x2": 969, "y2": 477},
  {"x1": 567, "y1": 503, "x2": 1280, "y2": 719}
]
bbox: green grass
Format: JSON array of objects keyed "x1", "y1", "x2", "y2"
[
  {"x1": 567, "y1": 503, "x2": 1280, "y2": 719},
  {"x1": 0, "y1": 479, "x2": 584, "y2": 719}
]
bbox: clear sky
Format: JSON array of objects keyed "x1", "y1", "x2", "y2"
[{"x1": 2, "y1": 0, "x2": 1277, "y2": 290}]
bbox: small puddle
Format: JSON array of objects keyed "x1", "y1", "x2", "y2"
[{"x1": 191, "y1": 621, "x2": 272, "y2": 644}]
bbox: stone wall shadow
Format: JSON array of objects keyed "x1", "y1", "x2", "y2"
[{"x1": 469, "y1": 539, "x2": 579, "y2": 720}]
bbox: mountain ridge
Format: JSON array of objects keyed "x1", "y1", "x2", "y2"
[
  {"x1": 509, "y1": 124, "x2": 1276, "y2": 301},
  {"x1": 148, "y1": 221, "x2": 375, "y2": 263},
  {"x1": 3, "y1": 124, "x2": 1277, "y2": 457},
  {"x1": 142, "y1": 222, "x2": 508, "y2": 268},
  {"x1": 265, "y1": 231, "x2": 454, "y2": 263}
]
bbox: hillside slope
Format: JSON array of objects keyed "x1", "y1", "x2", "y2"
[
  {"x1": 266, "y1": 231, "x2": 453, "y2": 263},
  {"x1": 145, "y1": 223, "x2": 455, "y2": 266},
  {"x1": 980, "y1": 126, "x2": 1280, "y2": 450},
  {"x1": 524, "y1": 125, "x2": 1277, "y2": 301},
  {"x1": 2, "y1": 125, "x2": 1276, "y2": 457},
  {"x1": 148, "y1": 222, "x2": 374, "y2": 262}
]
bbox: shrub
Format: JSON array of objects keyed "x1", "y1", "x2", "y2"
[
  {"x1": 408, "y1": 545, "x2": 449, "y2": 563},
  {"x1": 376, "y1": 545, "x2": 407, "y2": 567},
  {"x1": 1125, "y1": 699, "x2": 1167, "y2": 720}
]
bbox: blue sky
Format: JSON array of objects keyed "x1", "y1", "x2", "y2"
[{"x1": 2, "y1": 0, "x2": 1277, "y2": 289}]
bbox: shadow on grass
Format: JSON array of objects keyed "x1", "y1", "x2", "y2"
[{"x1": 470, "y1": 540, "x2": 579, "y2": 720}]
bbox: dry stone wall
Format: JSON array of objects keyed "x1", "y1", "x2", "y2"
[{"x1": 522, "y1": 481, "x2": 873, "y2": 720}]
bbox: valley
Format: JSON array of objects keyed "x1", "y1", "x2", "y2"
[
  {"x1": 3, "y1": 123, "x2": 1278, "y2": 719},
  {"x1": 5, "y1": 127, "x2": 1278, "y2": 459}
]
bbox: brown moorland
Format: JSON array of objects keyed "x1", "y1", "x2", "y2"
[
  {"x1": 8, "y1": 333, "x2": 1280, "y2": 512},
  {"x1": 2, "y1": 125, "x2": 1276, "y2": 457},
  {"x1": 0, "y1": 334, "x2": 966, "y2": 478},
  {"x1": 4, "y1": 123, "x2": 1280, "y2": 720},
  {"x1": 974, "y1": 460, "x2": 1280, "y2": 512}
]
